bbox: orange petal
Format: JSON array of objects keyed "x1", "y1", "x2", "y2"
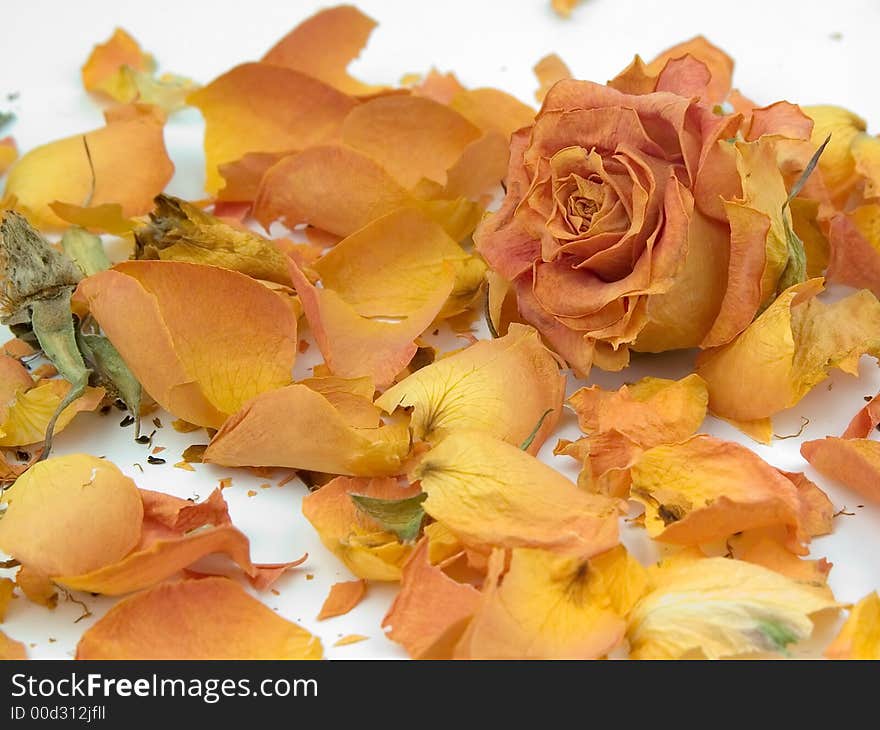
[
  {"x1": 302, "y1": 476, "x2": 421, "y2": 581},
  {"x1": 411, "y1": 431, "x2": 621, "y2": 558},
  {"x1": 77, "y1": 261, "x2": 298, "y2": 428},
  {"x1": 290, "y1": 259, "x2": 452, "y2": 388},
  {"x1": 843, "y1": 391, "x2": 880, "y2": 438},
  {"x1": 825, "y1": 591, "x2": 880, "y2": 659},
  {"x1": 382, "y1": 539, "x2": 479, "y2": 658},
  {"x1": 0, "y1": 630, "x2": 26, "y2": 659},
  {"x1": 801, "y1": 437, "x2": 880, "y2": 503},
  {"x1": 449, "y1": 89, "x2": 536, "y2": 140},
  {"x1": 0, "y1": 137, "x2": 19, "y2": 177},
  {"x1": 631, "y1": 435, "x2": 812, "y2": 553},
  {"x1": 0, "y1": 380, "x2": 105, "y2": 447},
  {"x1": 534, "y1": 53, "x2": 572, "y2": 103},
  {"x1": 4, "y1": 104, "x2": 173, "y2": 229},
  {"x1": 203, "y1": 384, "x2": 409, "y2": 477},
  {"x1": 76, "y1": 577, "x2": 322, "y2": 659},
  {"x1": 645, "y1": 36, "x2": 734, "y2": 105},
  {"x1": 261, "y1": 5, "x2": 383, "y2": 96},
  {"x1": 188, "y1": 64, "x2": 356, "y2": 194},
  {"x1": 0, "y1": 454, "x2": 143, "y2": 578},
  {"x1": 728, "y1": 528, "x2": 831, "y2": 584},
  {"x1": 317, "y1": 579, "x2": 367, "y2": 620},
  {"x1": 253, "y1": 145, "x2": 416, "y2": 236},
  {"x1": 376, "y1": 323, "x2": 564, "y2": 453},
  {"x1": 81, "y1": 28, "x2": 155, "y2": 102},
  {"x1": 0, "y1": 577, "x2": 14, "y2": 621}
]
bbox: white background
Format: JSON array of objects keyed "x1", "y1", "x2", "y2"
[{"x1": 1, "y1": 0, "x2": 879, "y2": 659}]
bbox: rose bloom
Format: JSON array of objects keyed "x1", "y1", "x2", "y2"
[{"x1": 476, "y1": 38, "x2": 824, "y2": 375}]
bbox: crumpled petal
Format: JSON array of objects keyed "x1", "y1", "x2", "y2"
[
  {"x1": 382, "y1": 539, "x2": 480, "y2": 658},
  {"x1": 134, "y1": 195, "x2": 292, "y2": 285},
  {"x1": 411, "y1": 431, "x2": 621, "y2": 558},
  {"x1": 0, "y1": 454, "x2": 143, "y2": 577},
  {"x1": 302, "y1": 476, "x2": 421, "y2": 581},
  {"x1": 203, "y1": 383, "x2": 408, "y2": 477},
  {"x1": 317, "y1": 579, "x2": 367, "y2": 620},
  {"x1": 376, "y1": 323, "x2": 564, "y2": 453},
  {"x1": 801, "y1": 437, "x2": 880, "y2": 503},
  {"x1": 290, "y1": 259, "x2": 452, "y2": 388},
  {"x1": 4, "y1": 104, "x2": 174, "y2": 229},
  {"x1": 81, "y1": 27, "x2": 154, "y2": 103},
  {"x1": 825, "y1": 591, "x2": 880, "y2": 659},
  {"x1": 77, "y1": 260, "x2": 298, "y2": 428},
  {"x1": 697, "y1": 279, "x2": 880, "y2": 428},
  {"x1": 456, "y1": 545, "x2": 648, "y2": 659},
  {"x1": 630, "y1": 435, "x2": 818, "y2": 553},
  {"x1": 627, "y1": 556, "x2": 837, "y2": 659},
  {"x1": 261, "y1": 5, "x2": 383, "y2": 96},
  {"x1": 313, "y1": 207, "x2": 484, "y2": 320},
  {"x1": 188, "y1": 64, "x2": 356, "y2": 194},
  {"x1": 76, "y1": 577, "x2": 323, "y2": 659},
  {"x1": 803, "y1": 105, "x2": 867, "y2": 204},
  {"x1": 728, "y1": 527, "x2": 832, "y2": 584},
  {"x1": 827, "y1": 206, "x2": 880, "y2": 298}
]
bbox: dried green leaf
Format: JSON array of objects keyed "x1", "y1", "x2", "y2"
[{"x1": 350, "y1": 492, "x2": 427, "y2": 542}]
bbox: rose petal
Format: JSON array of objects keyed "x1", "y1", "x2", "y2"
[
  {"x1": 411, "y1": 431, "x2": 621, "y2": 558},
  {"x1": 4, "y1": 104, "x2": 173, "y2": 229},
  {"x1": 302, "y1": 476, "x2": 421, "y2": 581},
  {"x1": 0, "y1": 454, "x2": 143, "y2": 577},
  {"x1": 628, "y1": 556, "x2": 837, "y2": 659},
  {"x1": 76, "y1": 577, "x2": 323, "y2": 659},
  {"x1": 533, "y1": 53, "x2": 572, "y2": 103},
  {"x1": 261, "y1": 5, "x2": 382, "y2": 96},
  {"x1": 381, "y1": 539, "x2": 480, "y2": 658},
  {"x1": 449, "y1": 89, "x2": 535, "y2": 141},
  {"x1": 81, "y1": 28, "x2": 154, "y2": 102},
  {"x1": 801, "y1": 437, "x2": 880, "y2": 503},
  {"x1": 827, "y1": 206, "x2": 880, "y2": 299},
  {"x1": 0, "y1": 137, "x2": 19, "y2": 177},
  {"x1": 825, "y1": 591, "x2": 880, "y2": 659},
  {"x1": 0, "y1": 630, "x2": 26, "y2": 659},
  {"x1": 203, "y1": 384, "x2": 408, "y2": 477},
  {"x1": 78, "y1": 260, "x2": 298, "y2": 428},
  {"x1": 317, "y1": 579, "x2": 367, "y2": 620},
  {"x1": 0, "y1": 380, "x2": 104, "y2": 447},
  {"x1": 376, "y1": 323, "x2": 564, "y2": 453},
  {"x1": 188, "y1": 64, "x2": 356, "y2": 194}
]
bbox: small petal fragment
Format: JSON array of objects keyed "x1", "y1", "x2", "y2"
[
  {"x1": 76, "y1": 578, "x2": 323, "y2": 659},
  {"x1": 81, "y1": 28, "x2": 154, "y2": 103},
  {"x1": 318, "y1": 579, "x2": 367, "y2": 620}
]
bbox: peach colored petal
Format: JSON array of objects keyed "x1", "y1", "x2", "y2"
[
  {"x1": 76, "y1": 577, "x2": 323, "y2": 659},
  {"x1": 534, "y1": 53, "x2": 572, "y2": 103},
  {"x1": 382, "y1": 539, "x2": 479, "y2": 658},
  {"x1": 801, "y1": 438, "x2": 880, "y2": 503},
  {"x1": 0, "y1": 630, "x2": 26, "y2": 660},
  {"x1": 188, "y1": 64, "x2": 356, "y2": 193},
  {"x1": 302, "y1": 476, "x2": 421, "y2": 581},
  {"x1": 4, "y1": 105, "x2": 173, "y2": 229},
  {"x1": 827, "y1": 207, "x2": 880, "y2": 299},
  {"x1": 631, "y1": 435, "x2": 812, "y2": 553},
  {"x1": 289, "y1": 259, "x2": 452, "y2": 388},
  {"x1": 843, "y1": 391, "x2": 880, "y2": 439},
  {"x1": 449, "y1": 89, "x2": 536, "y2": 140},
  {"x1": 261, "y1": 5, "x2": 382, "y2": 96},
  {"x1": 317, "y1": 579, "x2": 367, "y2": 620},
  {"x1": 77, "y1": 260, "x2": 298, "y2": 428},
  {"x1": 412, "y1": 431, "x2": 621, "y2": 559},
  {"x1": 728, "y1": 528, "x2": 831, "y2": 584},
  {"x1": 645, "y1": 36, "x2": 734, "y2": 105},
  {"x1": 0, "y1": 455, "x2": 143, "y2": 578},
  {"x1": 81, "y1": 28, "x2": 154, "y2": 102},
  {"x1": 203, "y1": 384, "x2": 408, "y2": 477},
  {"x1": 376, "y1": 323, "x2": 564, "y2": 454}
]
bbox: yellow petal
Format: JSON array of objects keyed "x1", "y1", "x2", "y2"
[
  {"x1": 302, "y1": 476, "x2": 420, "y2": 581},
  {"x1": 826, "y1": 591, "x2": 880, "y2": 659},
  {"x1": 377, "y1": 323, "x2": 564, "y2": 453},
  {"x1": 456, "y1": 545, "x2": 648, "y2": 659},
  {"x1": 203, "y1": 384, "x2": 408, "y2": 477},
  {"x1": 313, "y1": 208, "x2": 481, "y2": 320},
  {"x1": 4, "y1": 105, "x2": 173, "y2": 230},
  {"x1": 628, "y1": 557, "x2": 837, "y2": 659},
  {"x1": 803, "y1": 105, "x2": 866, "y2": 203},
  {"x1": 0, "y1": 380, "x2": 104, "y2": 447},
  {"x1": 77, "y1": 261, "x2": 298, "y2": 428},
  {"x1": 411, "y1": 431, "x2": 621, "y2": 558},
  {"x1": 0, "y1": 454, "x2": 143, "y2": 577},
  {"x1": 76, "y1": 577, "x2": 322, "y2": 659},
  {"x1": 631, "y1": 435, "x2": 811, "y2": 553},
  {"x1": 81, "y1": 28, "x2": 155, "y2": 103},
  {"x1": 697, "y1": 279, "x2": 880, "y2": 424},
  {"x1": 0, "y1": 137, "x2": 19, "y2": 177}
]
